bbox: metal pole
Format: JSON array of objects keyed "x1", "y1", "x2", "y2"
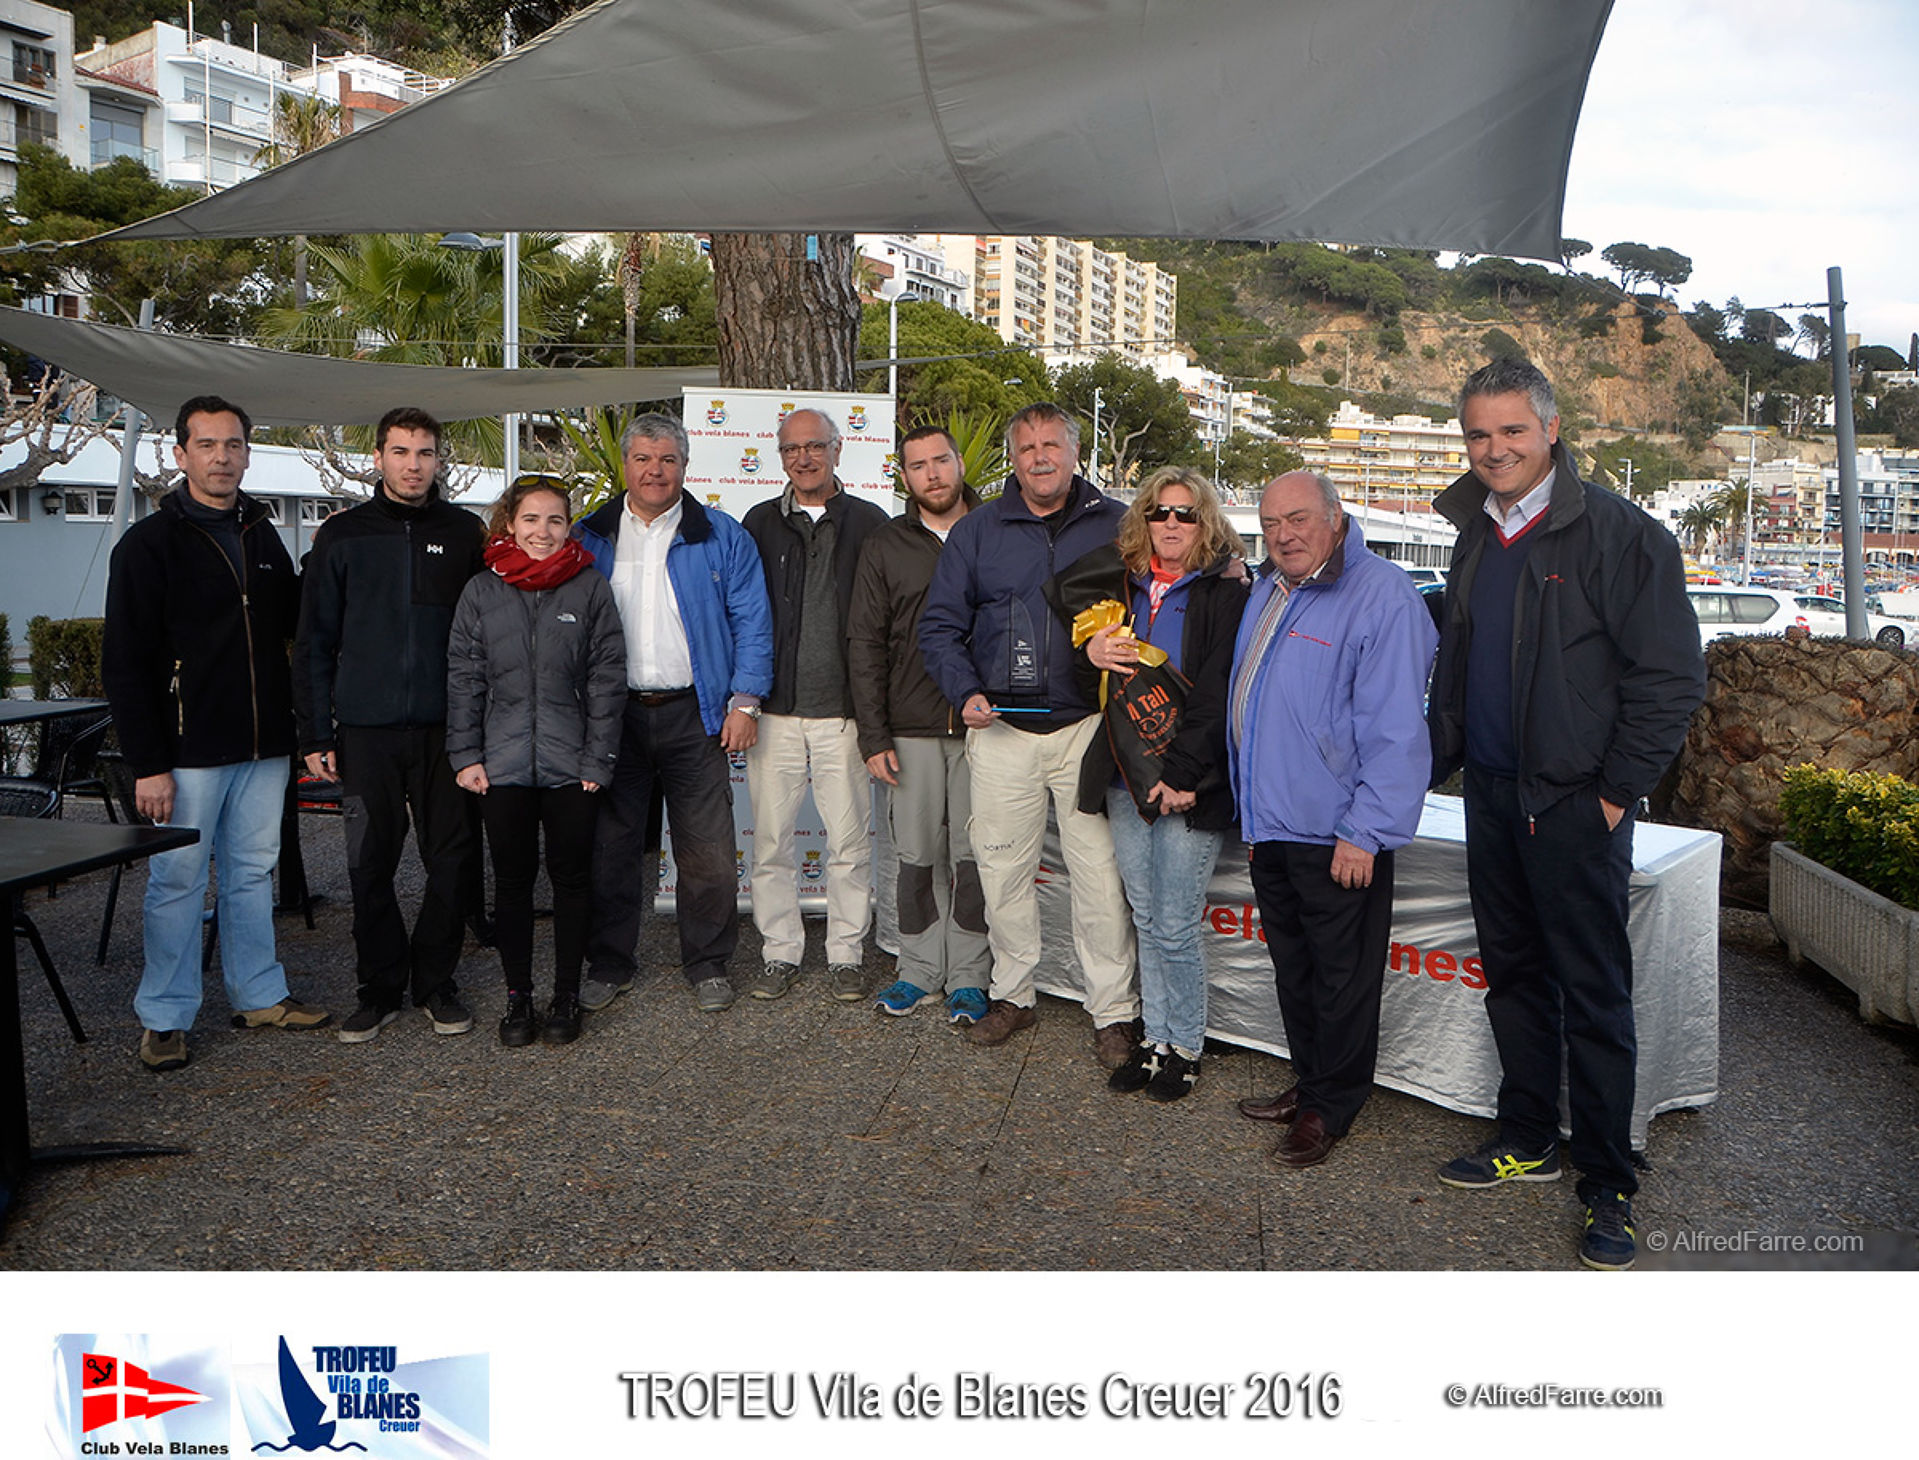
[
  {"x1": 1089, "y1": 385, "x2": 1103, "y2": 487},
  {"x1": 1828, "y1": 266, "x2": 1866, "y2": 638},
  {"x1": 504, "y1": 230, "x2": 520, "y2": 484},
  {"x1": 1742, "y1": 433, "x2": 1756, "y2": 586},
  {"x1": 110, "y1": 299, "x2": 156, "y2": 543}
]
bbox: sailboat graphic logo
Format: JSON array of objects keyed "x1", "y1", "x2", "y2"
[{"x1": 251, "y1": 1338, "x2": 365, "y2": 1453}]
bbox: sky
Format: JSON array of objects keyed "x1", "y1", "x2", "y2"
[{"x1": 1563, "y1": 0, "x2": 1917, "y2": 351}]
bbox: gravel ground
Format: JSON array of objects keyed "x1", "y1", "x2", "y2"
[{"x1": 4, "y1": 810, "x2": 1915, "y2": 1271}]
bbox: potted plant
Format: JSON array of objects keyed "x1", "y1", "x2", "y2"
[{"x1": 1771, "y1": 765, "x2": 1919, "y2": 1026}]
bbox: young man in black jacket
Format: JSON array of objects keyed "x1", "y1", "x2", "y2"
[
  {"x1": 293, "y1": 406, "x2": 487, "y2": 1042},
  {"x1": 103, "y1": 396, "x2": 330, "y2": 1071}
]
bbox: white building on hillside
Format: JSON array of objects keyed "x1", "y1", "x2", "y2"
[{"x1": 0, "y1": 0, "x2": 87, "y2": 198}]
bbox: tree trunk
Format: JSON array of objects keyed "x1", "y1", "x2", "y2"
[
  {"x1": 710, "y1": 232, "x2": 861, "y2": 390},
  {"x1": 293, "y1": 235, "x2": 309, "y2": 308}
]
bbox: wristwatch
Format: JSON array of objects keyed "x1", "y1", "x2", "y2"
[{"x1": 729, "y1": 698, "x2": 762, "y2": 720}]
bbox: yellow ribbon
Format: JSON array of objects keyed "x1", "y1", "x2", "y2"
[{"x1": 1071, "y1": 598, "x2": 1166, "y2": 708}]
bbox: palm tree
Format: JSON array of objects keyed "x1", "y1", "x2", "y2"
[
  {"x1": 1677, "y1": 499, "x2": 1725, "y2": 557},
  {"x1": 1709, "y1": 479, "x2": 1751, "y2": 558},
  {"x1": 257, "y1": 231, "x2": 572, "y2": 463},
  {"x1": 253, "y1": 93, "x2": 343, "y2": 306}
]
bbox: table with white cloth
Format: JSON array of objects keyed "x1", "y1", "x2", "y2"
[{"x1": 1031, "y1": 793, "x2": 1721, "y2": 1147}]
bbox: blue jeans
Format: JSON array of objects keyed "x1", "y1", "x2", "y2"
[
  {"x1": 135, "y1": 758, "x2": 290, "y2": 1032},
  {"x1": 1106, "y1": 787, "x2": 1222, "y2": 1055}
]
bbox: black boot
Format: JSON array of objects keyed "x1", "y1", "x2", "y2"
[
  {"x1": 499, "y1": 990, "x2": 539, "y2": 1047},
  {"x1": 542, "y1": 991, "x2": 583, "y2": 1045}
]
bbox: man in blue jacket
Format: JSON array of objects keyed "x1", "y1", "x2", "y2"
[
  {"x1": 1228, "y1": 471, "x2": 1437, "y2": 1168},
  {"x1": 574, "y1": 413, "x2": 773, "y2": 1013},
  {"x1": 919, "y1": 402, "x2": 1140, "y2": 1067}
]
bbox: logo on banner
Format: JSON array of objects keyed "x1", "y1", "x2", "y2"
[
  {"x1": 777, "y1": 402, "x2": 797, "y2": 424},
  {"x1": 705, "y1": 492, "x2": 722, "y2": 508},
  {"x1": 846, "y1": 405, "x2": 868, "y2": 433},
  {"x1": 741, "y1": 448, "x2": 763, "y2": 474},
  {"x1": 802, "y1": 850, "x2": 824, "y2": 883},
  {"x1": 705, "y1": 400, "x2": 728, "y2": 425},
  {"x1": 80, "y1": 1353, "x2": 211, "y2": 1432},
  {"x1": 735, "y1": 849, "x2": 748, "y2": 885},
  {"x1": 882, "y1": 452, "x2": 899, "y2": 484}
]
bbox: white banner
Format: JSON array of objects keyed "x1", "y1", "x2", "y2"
[{"x1": 682, "y1": 387, "x2": 899, "y2": 522}]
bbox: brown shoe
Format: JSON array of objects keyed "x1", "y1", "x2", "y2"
[
  {"x1": 231, "y1": 997, "x2": 331, "y2": 1031},
  {"x1": 1239, "y1": 1084, "x2": 1301, "y2": 1124},
  {"x1": 966, "y1": 999, "x2": 1038, "y2": 1046},
  {"x1": 1093, "y1": 1018, "x2": 1142, "y2": 1070},
  {"x1": 1271, "y1": 1109, "x2": 1341, "y2": 1168}
]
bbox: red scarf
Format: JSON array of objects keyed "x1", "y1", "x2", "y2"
[
  {"x1": 484, "y1": 532, "x2": 592, "y2": 590},
  {"x1": 1144, "y1": 555, "x2": 1185, "y2": 629}
]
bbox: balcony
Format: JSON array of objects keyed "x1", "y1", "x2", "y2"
[
  {"x1": 0, "y1": 114, "x2": 57, "y2": 153},
  {"x1": 91, "y1": 137, "x2": 161, "y2": 172}
]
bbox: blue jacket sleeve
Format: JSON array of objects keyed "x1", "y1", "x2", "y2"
[
  {"x1": 1333, "y1": 581, "x2": 1440, "y2": 855},
  {"x1": 917, "y1": 518, "x2": 984, "y2": 710},
  {"x1": 723, "y1": 521, "x2": 774, "y2": 699}
]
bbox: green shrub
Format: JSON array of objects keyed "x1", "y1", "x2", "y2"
[
  {"x1": 1312, "y1": 339, "x2": 1328, "y2": 355},
  {"x1": 1321, "y1": 367, "x2": 1340, "y2": 385},
  {"x1": 1779, "y1": 765, "x2": 1919, "y2": 910},
  {"x1": 1376, "y1": 323, "x2": 1407, "y2": 356},
  {"x1": 27, "y1": 616, "x2": 106, "y2": 699},
  {"x1": 0, "y1": 611, "x2": 11, "y2": 687},
  {"x1": 1480, "y1": 328, "x2": 1525, "y2": 361},
  {"x1": 1421, "y1": 344, "x2": 1438, "y2": 360}
]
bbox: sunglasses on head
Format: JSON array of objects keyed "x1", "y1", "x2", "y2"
[{"x1": 1146, "y1": 504, "x2": 1198, "y2": 523}]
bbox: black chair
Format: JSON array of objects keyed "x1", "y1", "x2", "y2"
[
  {"x1": 0, "y1": 712, "x2": 116, "y2": 823},
  {"x1": 2, "y1": 782, "x2": 90, "y2": 1043}
]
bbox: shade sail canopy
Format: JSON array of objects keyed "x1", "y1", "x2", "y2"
[
  {"x1": 0, "y1": 308, "x2": 717, "y2": 427},
  {"x1": 102, "y1": 0, "x2": 1611, "y2": 261}
]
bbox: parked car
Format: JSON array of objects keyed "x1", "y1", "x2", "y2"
[{"x1": 1686, "y1": 586, "x2": 1907, "y2": 648}]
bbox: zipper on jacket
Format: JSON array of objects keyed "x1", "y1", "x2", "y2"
[
  {"x1": 172, "y1": 659, "x2": 184, "y2": 735},
  {"x1": 528, "y1": 588, "x2": 542, "y2": 784},
  {"x1": 186, "y1": 516, "x2": 262, "y2": 758},
  {"x1": 402, "y1": 521, "x2": 415, "y2": 726}
]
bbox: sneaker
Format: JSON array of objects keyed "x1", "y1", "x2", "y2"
[
  {"x1": 1580, "y1": 1192, "x2": 1637, "y2": 1271},
  {"x1": 337, "y1": 1002, "x2": 400, "y2": 1044},
  {"x1": 1437, "y1": 1137, "x2": 1563, "y2": 1188},
  {"x1": 828, "y1": 963, "x2": 866, "y2": 1002},
  {"x1": 874, "y1": 979, "x2": 931, "y2": 1016},
  {"x1": 231, "y1": 997, "x2": 331, "y2": 1031},
  {"x1": 499, "y1": 990, "x2": 539, "y2": 1047},
  {"x1": 1107, "y1": 1041, "x2": 1160, "y2": 1093},
  {"x1": 1144, "y1": 1049, "x2": 1200, "y2": 1103},
  {"x1": 423, "y1": 989, "x2": 474, "y2": 1036},
  {"x1": 694, "y1": 976, "x2": 736, "y2": 1012},
  {"x1": 965, "y1": 999, "x2": 1037, "y2": 1046},
  {"x1": 578, "y1": 973, "x2": 633, "y2": 1012},
  {"x1": 542, "y1": 992, "x2": 583, "y2": 1046},
  {"x1": 1094, "y1": 1018, "x2": 1142, "y2": 1070},
  {"x1": 946, "y1": 987, "x2": 990, "y2": 1025},
  {"x1": 139, "y1": 1028, "x2": 189, "y2": 1072},
  {"x1": 747, "y1": 961, "x2": 800, "y2": 1000}
]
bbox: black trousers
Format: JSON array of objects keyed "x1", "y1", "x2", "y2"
[
  {"x1": 1463, "y1": 764, "x2": 1638, "y2": 1200},
  {"x1": 338, "y1": 724, "x2": 474, "y2": 1009},
  {"x1": 479, "y1": 783, "x2": 598, "y2": 997},
  {"x1": 1249, "y1": 839, "x2": 1395, "y2": 1138},
  {"x1": 586, "y1": 692, "x2": 738, "y2": 985}
]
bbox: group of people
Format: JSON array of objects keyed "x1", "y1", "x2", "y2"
[{"x1": 98, "y1": 355, "x2": 1704, "y2": 1271}]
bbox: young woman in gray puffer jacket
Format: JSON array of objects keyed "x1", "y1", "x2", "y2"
[{"x1": 447, "y1": 474, "x2": 626, "y2": 1047}]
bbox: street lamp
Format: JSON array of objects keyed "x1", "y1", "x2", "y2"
[{"x1": 439, "y1": 231, "x2": 520, "y2": 483}]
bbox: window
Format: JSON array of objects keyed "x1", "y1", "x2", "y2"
[
  {"x1": 255, "y1": 496, "x2": 285, "y2": 525},
  {"x1": 91, "y1": 99, "x2": 146, "y2": 168},
  {"x1": 299, "y1": 498, "x2": 343, "y2": 526},
  {"x1": 0, "y1": 488, "x2": 21, "y2": 522},
  {"x1": 13, "y1": 44, "x2": 55, "y2": 87},
  {"x1": 14, "y1": 101, "x2": 55, "y2": 149},
  {"x1": 62, "y1": 488, "x2": 119, "y2": 521}
]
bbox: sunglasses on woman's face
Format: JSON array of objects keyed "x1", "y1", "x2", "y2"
[{"x1": 1146, "y1": 504, "x2": 1198, "y2": 523}]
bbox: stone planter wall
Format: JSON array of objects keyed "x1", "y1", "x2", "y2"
[
  {"x1": 1769, "y1": 841, "x2": 1919, "y2": 1026},
  {"x1": 1659, "y1": 637, "x2": 1919, "y2": 908}
]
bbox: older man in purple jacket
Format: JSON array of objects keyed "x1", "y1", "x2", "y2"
[{"x1": 1227, "y1": 470, "x2": 1438, "y2": 1168}]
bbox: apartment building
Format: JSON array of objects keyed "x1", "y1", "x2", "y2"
[
  {"x1": 0, "y1": 0, "x2": 86, "y2": 198},
  {"x1": 914, "y1": 233, "x2": 1177, "y2": 359},
  {"x1": 1272, "y1": 400, "x2": 1468, "y2": 504},
  {"x1": 76, "y1": 22, "x2": 447, "y2": 194},
  {"x1": 854, "y1": 232, "x2": 968, "y2": 310}
]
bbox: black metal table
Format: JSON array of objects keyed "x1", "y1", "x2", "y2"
[
  {"x1": 1, "y1": 815, "x2": 198, "y2": 1228},
  {"x1": 0, "y1": 699, "x2": 111, "y2": 728}
]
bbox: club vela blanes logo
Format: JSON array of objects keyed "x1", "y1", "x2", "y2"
[{"x1": 81, "y1": 1354, "x2": 211, "y2": 1434}]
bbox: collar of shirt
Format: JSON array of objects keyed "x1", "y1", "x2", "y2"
[
  {"x1": 625, "y1": 494, "x2": 681, "y2": 540},
  {"x1": 1482, "y1": 467, "x2": 1555, "y2": 533}
]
